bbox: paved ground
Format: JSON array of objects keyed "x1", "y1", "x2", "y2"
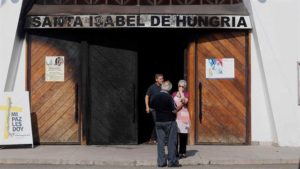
[
  {"x1": 0, "y1": 145, "x2": 299, "y2": 166},
  {"x1": 0, "y1": 164, "x2": 299, "y2": 169}
]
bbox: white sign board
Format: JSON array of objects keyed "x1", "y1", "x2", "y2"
[
  {"x1": 26, "y1": 15, "x2": 252, "y2": 29},
  {"x1": 45, "y1": 56, "x2": 65, "y2": 82},
  {"x1": 0, "y1": 92, "x2": 33, "y2": 146},
  {"x1": 206, "y1": 58, "x2": 235, "y2": 79}
]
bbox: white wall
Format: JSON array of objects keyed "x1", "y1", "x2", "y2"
[
  {"x1": 0, "y1": 0, "x2": 25, "y2": 92},
  {"x1": 245, "y1": 0, "x2": 300, "y2": 146}
]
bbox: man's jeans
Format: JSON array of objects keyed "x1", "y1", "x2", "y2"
[
  {"x1": 151, "y1": 110, "x2": 157, "y2": 140},
  {"x1": 155, "y1": 121, "x2": 178, "y2": 166}
]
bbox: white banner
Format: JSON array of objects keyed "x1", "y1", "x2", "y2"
[
  {"x1": 206, "y1": 58, "x2": 235, "y2": 79},
  {"x1": 0, "y1": 92, "x2": 33, "y2": 146}
]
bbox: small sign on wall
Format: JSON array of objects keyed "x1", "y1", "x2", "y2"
[
  {"x1": 206, "y1": 58, "x2": 235, "y2": 79},
  {"x1": 45, "y1": 56, "x2": 64, "y2": 82}
]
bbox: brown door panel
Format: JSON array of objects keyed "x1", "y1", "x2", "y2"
[
  {"x1": 29, "y1": 35, "x2": 81, "y2": 144},
  {"x1": 195, "y1": 31, "x2": 249, "y2": 144}
]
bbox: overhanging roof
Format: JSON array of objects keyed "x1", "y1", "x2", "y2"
[{"x1": 27, "y1": 3, "x2": 249, "y2": 16}]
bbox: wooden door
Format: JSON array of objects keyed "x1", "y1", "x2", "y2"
[
  {"x1": 29, "y1": 35, "x2": 81, "y2": 144},
  {"x1": 88, "y1": 45, "x2": 138, "y2": 145},
  {"x1": 195, "y1": 31, "x2": 249, "y2": 144}
]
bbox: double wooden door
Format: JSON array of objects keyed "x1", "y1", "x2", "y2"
[
  {"x1": 29, "y1": 33, "x2": 138, "y2": 144},
  {"x1": 188, "y1": 31, "x2": 250, "y2": 144}
]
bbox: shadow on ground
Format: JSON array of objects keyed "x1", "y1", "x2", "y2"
[{"x1": 186, "y1": 150, "x2": 198, "y2": 157}]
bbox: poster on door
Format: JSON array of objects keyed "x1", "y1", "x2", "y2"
[
  {"x1": 206, "y1": 58, "x2": 235, "y2": 79},
  {"x1": 0, "y1": 92, "x2": 33, "y2": 146},
  {"x1": 45, "y1": 56, "x2": 64, "y2": 82}
]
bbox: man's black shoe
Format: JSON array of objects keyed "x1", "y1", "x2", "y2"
[
  {"x1": 168, "y1": 163, "x2": 182, "y2": 167},
  {"x1": 179, "y1": 154, "x2": 187, "y2": 159}
]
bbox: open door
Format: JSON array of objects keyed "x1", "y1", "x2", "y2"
[
  {"x1": 88, "y1": 45, "x2": 138, "y2": 145},
  {"x1": 190, "y1": 31, "x2": 250, "y2": 144}
]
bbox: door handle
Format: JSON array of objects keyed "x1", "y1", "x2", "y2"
[
  {"x1": 199, "y1": 82, "x2": 203, "y2": 124},
  {"x1": 132, "y1": 84, "x2": 136, "y2": 123},
  {"x1": 75, "y1": 83, "x2": 79, "y2": 123}
]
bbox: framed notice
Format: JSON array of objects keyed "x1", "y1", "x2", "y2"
[
  {"x1": 206, "y1": 58, "x2": 235, "y2": 79},
  {"x1": 0, "y1": 92, "x2": 33, "y2": 147},
  {"x1": 45, "y1": 56, "x2": 64, "y2": 82}
]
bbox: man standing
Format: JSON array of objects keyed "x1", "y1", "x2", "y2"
[
  {"x1": 145, "y1": 74, "x2": 164, "y2": 143},
  {"x1": 150, "y1": 81, "x2": 181, "y2": 167}
]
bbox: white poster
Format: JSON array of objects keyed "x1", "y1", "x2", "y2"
[
  {"x1": 45, "y1": 56, "x2": 64, "y2": 82},
  {"x1": 0, "y1": 92, "x2": 33, "y2": 146},
  {"x1": 206, "y1": 58, "x2": 235, "y2": 79}
]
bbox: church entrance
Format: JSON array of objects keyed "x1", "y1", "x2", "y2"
[{"x1": 27, "y1": 29, "x2": 250, "y2": 145}]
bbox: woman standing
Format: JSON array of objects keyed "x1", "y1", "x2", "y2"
[{"x1": 172, "y1": 80, "x2": 190, "y2": 158}]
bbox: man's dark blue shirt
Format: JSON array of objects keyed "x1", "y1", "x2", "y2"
[
  {"x1": 146, "y1": 83, "x2": 161, "y2": 100},
  {"x1": 150, "y1": 91, "x2": 177, "y2": 122}
]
